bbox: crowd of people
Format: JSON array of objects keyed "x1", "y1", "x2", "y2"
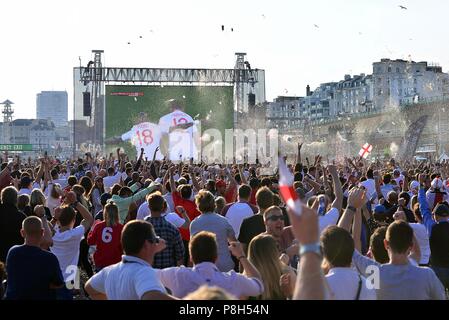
[{"x1": 1, "y1": 143, "x2": 449, "y2": 300}]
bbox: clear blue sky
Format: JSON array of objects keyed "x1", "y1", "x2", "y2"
[{"x1": 1, "y1": 0, "x2": 449, "y2": 120}]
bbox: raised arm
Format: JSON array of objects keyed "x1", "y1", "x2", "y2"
[
  {"x1": 418, "y1": 174, "x2": 435, "y2": 235},
  {"x1": 175, "y1": 206, "x2": 191, "y2": 229},
  {"x1": 303, "y1": 175, "x2": 322, "y2": 195},
  {"x1": 328, "y1": 165, "x2": 343, "y2": 212},
  {"x1": 338, "y1": 188, "x2": 365, "y2": 232},
  {"x1": 168, "y1": 165, "x2": 177, "y2": 196},
  {"x1": 229, "y1": 241, "x2": 261, "y2": 280},
  {"x1": 133, "y1": 148, "x2": 145, "y2": 172},
  {"x1": 35, "y1": 205, "x2": 53, "y2": 249},
  {"x1": 224, "y1": 167, "x2": 238, "y2": 193},
  {"x1": 352, "y1": 208, "x2": 362, "y2": 253},
  {"x1": 34, "y1": 158, "x2": 46, "y2": 185},
  {"x1": 286, "y1": 204, "x2": 325, "y2": 300}
]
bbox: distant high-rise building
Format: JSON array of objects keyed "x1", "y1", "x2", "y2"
[{"x1": 36, "y1": 91, "x2": 68, "y2": 127}]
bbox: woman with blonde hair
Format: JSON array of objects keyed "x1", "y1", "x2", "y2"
[
  {"x1": 247, "y1": 234, "x2": 295, "y2": 300},
  {"x1": 87, "y1": 202, "x2": 124, "y2": 271}
]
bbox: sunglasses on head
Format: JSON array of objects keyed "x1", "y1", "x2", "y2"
[{"x1": 267, "y1": 215, "x2": 285, "y2": 222}]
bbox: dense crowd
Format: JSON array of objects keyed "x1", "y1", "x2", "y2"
[{"x1": 1, "y1": 144, "x2": 449, "y2": 300}]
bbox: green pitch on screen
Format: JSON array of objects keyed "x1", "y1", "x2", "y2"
[{"x1": 105, "y1": 85, "x2": 234, "y2": 157}]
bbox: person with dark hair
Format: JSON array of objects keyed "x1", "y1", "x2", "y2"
[
  {"x1": 321, "y1": 226, "x2": 376, "y2": 300},
  {"x1": 85, "y1": 220, "x2": 175, "y2": 300},
  {"x1": 248, "y1": 177, "x2": 260, "y2": 206},
  {"x1": 5, "y1": 216, "x2": 64, "y2": 300},
  {"x1": 360, "y1": 168, "x2": 376, "y2": 201},
  {"x1": 49, "y1": 191, "x2": 94, "y2": 300},
  {"x1": 190, "y1": 190, "x2": 236, "y2": 272},
  {"x1": 222, "y1": 185, "x2": 258, "y2": 238},
  {"x1": 341, "y1": 188, "x2": 445, "y2": 299},
  {"x1": 238, "y1": 187, "x2": 275, "y2": 254},
  {"x1": 94, "y1": 193, "x2": 113, "y2": 221},
  {"x1": 156, "y1": 231, "x2": 263, "y2": 299},
  {"x1": 169, "y1": 165, "x2": 201, "y2": 266},
  {"x1": 88, "y1": 176, "x2": 105, "y2": 215},
  {"x1": 144, "y1": 193, "x2": 184, "y2": 269},
  {"x1": 418, "y1": 174, "x2": 449, "y2": 291},
  {"x1": 368, "y1": 227, "x2": 390, "y2": 264},
  {"x1": 110, "y1": 181, "x2": 158, "y2": 223},
  {"x1": 380, "y1": 173, "x2": 394, "y2": 199},
  {"x1": 64, "y1": 175, "x2": 78, "y2": 193},
  {"x1": 0, "y1": 186, "x2": 27, "y2": 262}
]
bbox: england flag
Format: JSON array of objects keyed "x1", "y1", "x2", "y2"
[
  {"x1": 359, "y1": 143, "x2": 373, "y2": 159},
  {"x1": 278, "y1": 157, "x2": 303, "y2": 216}
]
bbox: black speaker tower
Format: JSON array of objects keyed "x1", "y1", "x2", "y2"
[{"x1": 83, "y1": 92, "x2": 91, "y2": 117}]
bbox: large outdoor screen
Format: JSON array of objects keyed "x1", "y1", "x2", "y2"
[{"x1": 105, "y1": 85, "x2": 234, "y2": 160}]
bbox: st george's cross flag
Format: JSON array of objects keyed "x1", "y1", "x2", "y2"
[
  {"x1": 278, "y1": 157, "x2": 303, "y2": 216},
  {"x1": 359, "y1": 143, "x2": 373, "y2": 159}
]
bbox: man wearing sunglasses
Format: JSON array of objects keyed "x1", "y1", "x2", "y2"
[
  {"x1": 85, "y1": 220, "x2": 177, "y2": 300},
  {"x1": 262, "y1": 206, "x2": 286, "y2": 250}
]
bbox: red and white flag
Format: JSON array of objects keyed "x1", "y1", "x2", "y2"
[
  {"x1": 358, "y1": 143, "x2": 373, "y2": 159},
  {"x1": 278, "y1": 157, "x2": 303, "y2": 216}
]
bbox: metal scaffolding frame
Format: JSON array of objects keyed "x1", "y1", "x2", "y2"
[
  {"x1": 73, "y1": 51, "x2": 265, "y2": 156},
  {"x1": 79, "y1": 66, "x2": 261, "y2": 84}
]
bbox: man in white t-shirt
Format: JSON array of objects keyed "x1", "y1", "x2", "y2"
[
  {"x1": 158, "y1": 99, "x2": 200, "y2": 161},
  {"x1": 85, "y1": 220, "x2": 176, "y2": 300},
  {"x1": 50, "y1": 192, "x2": 94, "y2": 299},
  {"x1": 103, "y1": 166, "x2": 122, "y2": 193},
  {"x1": 360, "y1": 169, "x2": 376, "y2": 200},
  {"x1": 321, "y1": 226, "x2": 376, "y2": 300},
  {"x1": 222, "y1": 185, "x2": 257, "y2": 238}
]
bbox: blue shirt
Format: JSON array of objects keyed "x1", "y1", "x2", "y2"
[
  {"x1": 419, "y1": 188, "x2": 437, "y2": 236},
  {"x1": 5, "y1": 245, "x2": 64, "y2": 300},
  {"x1": 190, "y1": 212, "x2": 236, "y2": 272}
]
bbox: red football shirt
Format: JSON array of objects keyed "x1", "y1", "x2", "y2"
[
  {"x1": 87, "y1": 221, "x2": 124, "y2": 268},
  {"x1": 224, "y1": 185, "x2": 237, "y2": 204},
  {"x1": 172, "y1": 190, "x2": 201, "y2": 241},
  {"x1": 249, "y1": 188, "x2": 258, "y2": 206}
]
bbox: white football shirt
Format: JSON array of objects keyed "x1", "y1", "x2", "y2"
[
  {"x1": 158, "y1": 110, "x2": 198, "y2": 161},
  {"x1": 121, "y1": 122, "x2": 163, "y2": 160}
]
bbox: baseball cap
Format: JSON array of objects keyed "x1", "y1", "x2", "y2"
[
  {"x1": 100, "y1": 193, "x2": 112, "y2": 206},
  {"x1": 374, "y1": 205, "x2": 387, "y2": 214}
]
